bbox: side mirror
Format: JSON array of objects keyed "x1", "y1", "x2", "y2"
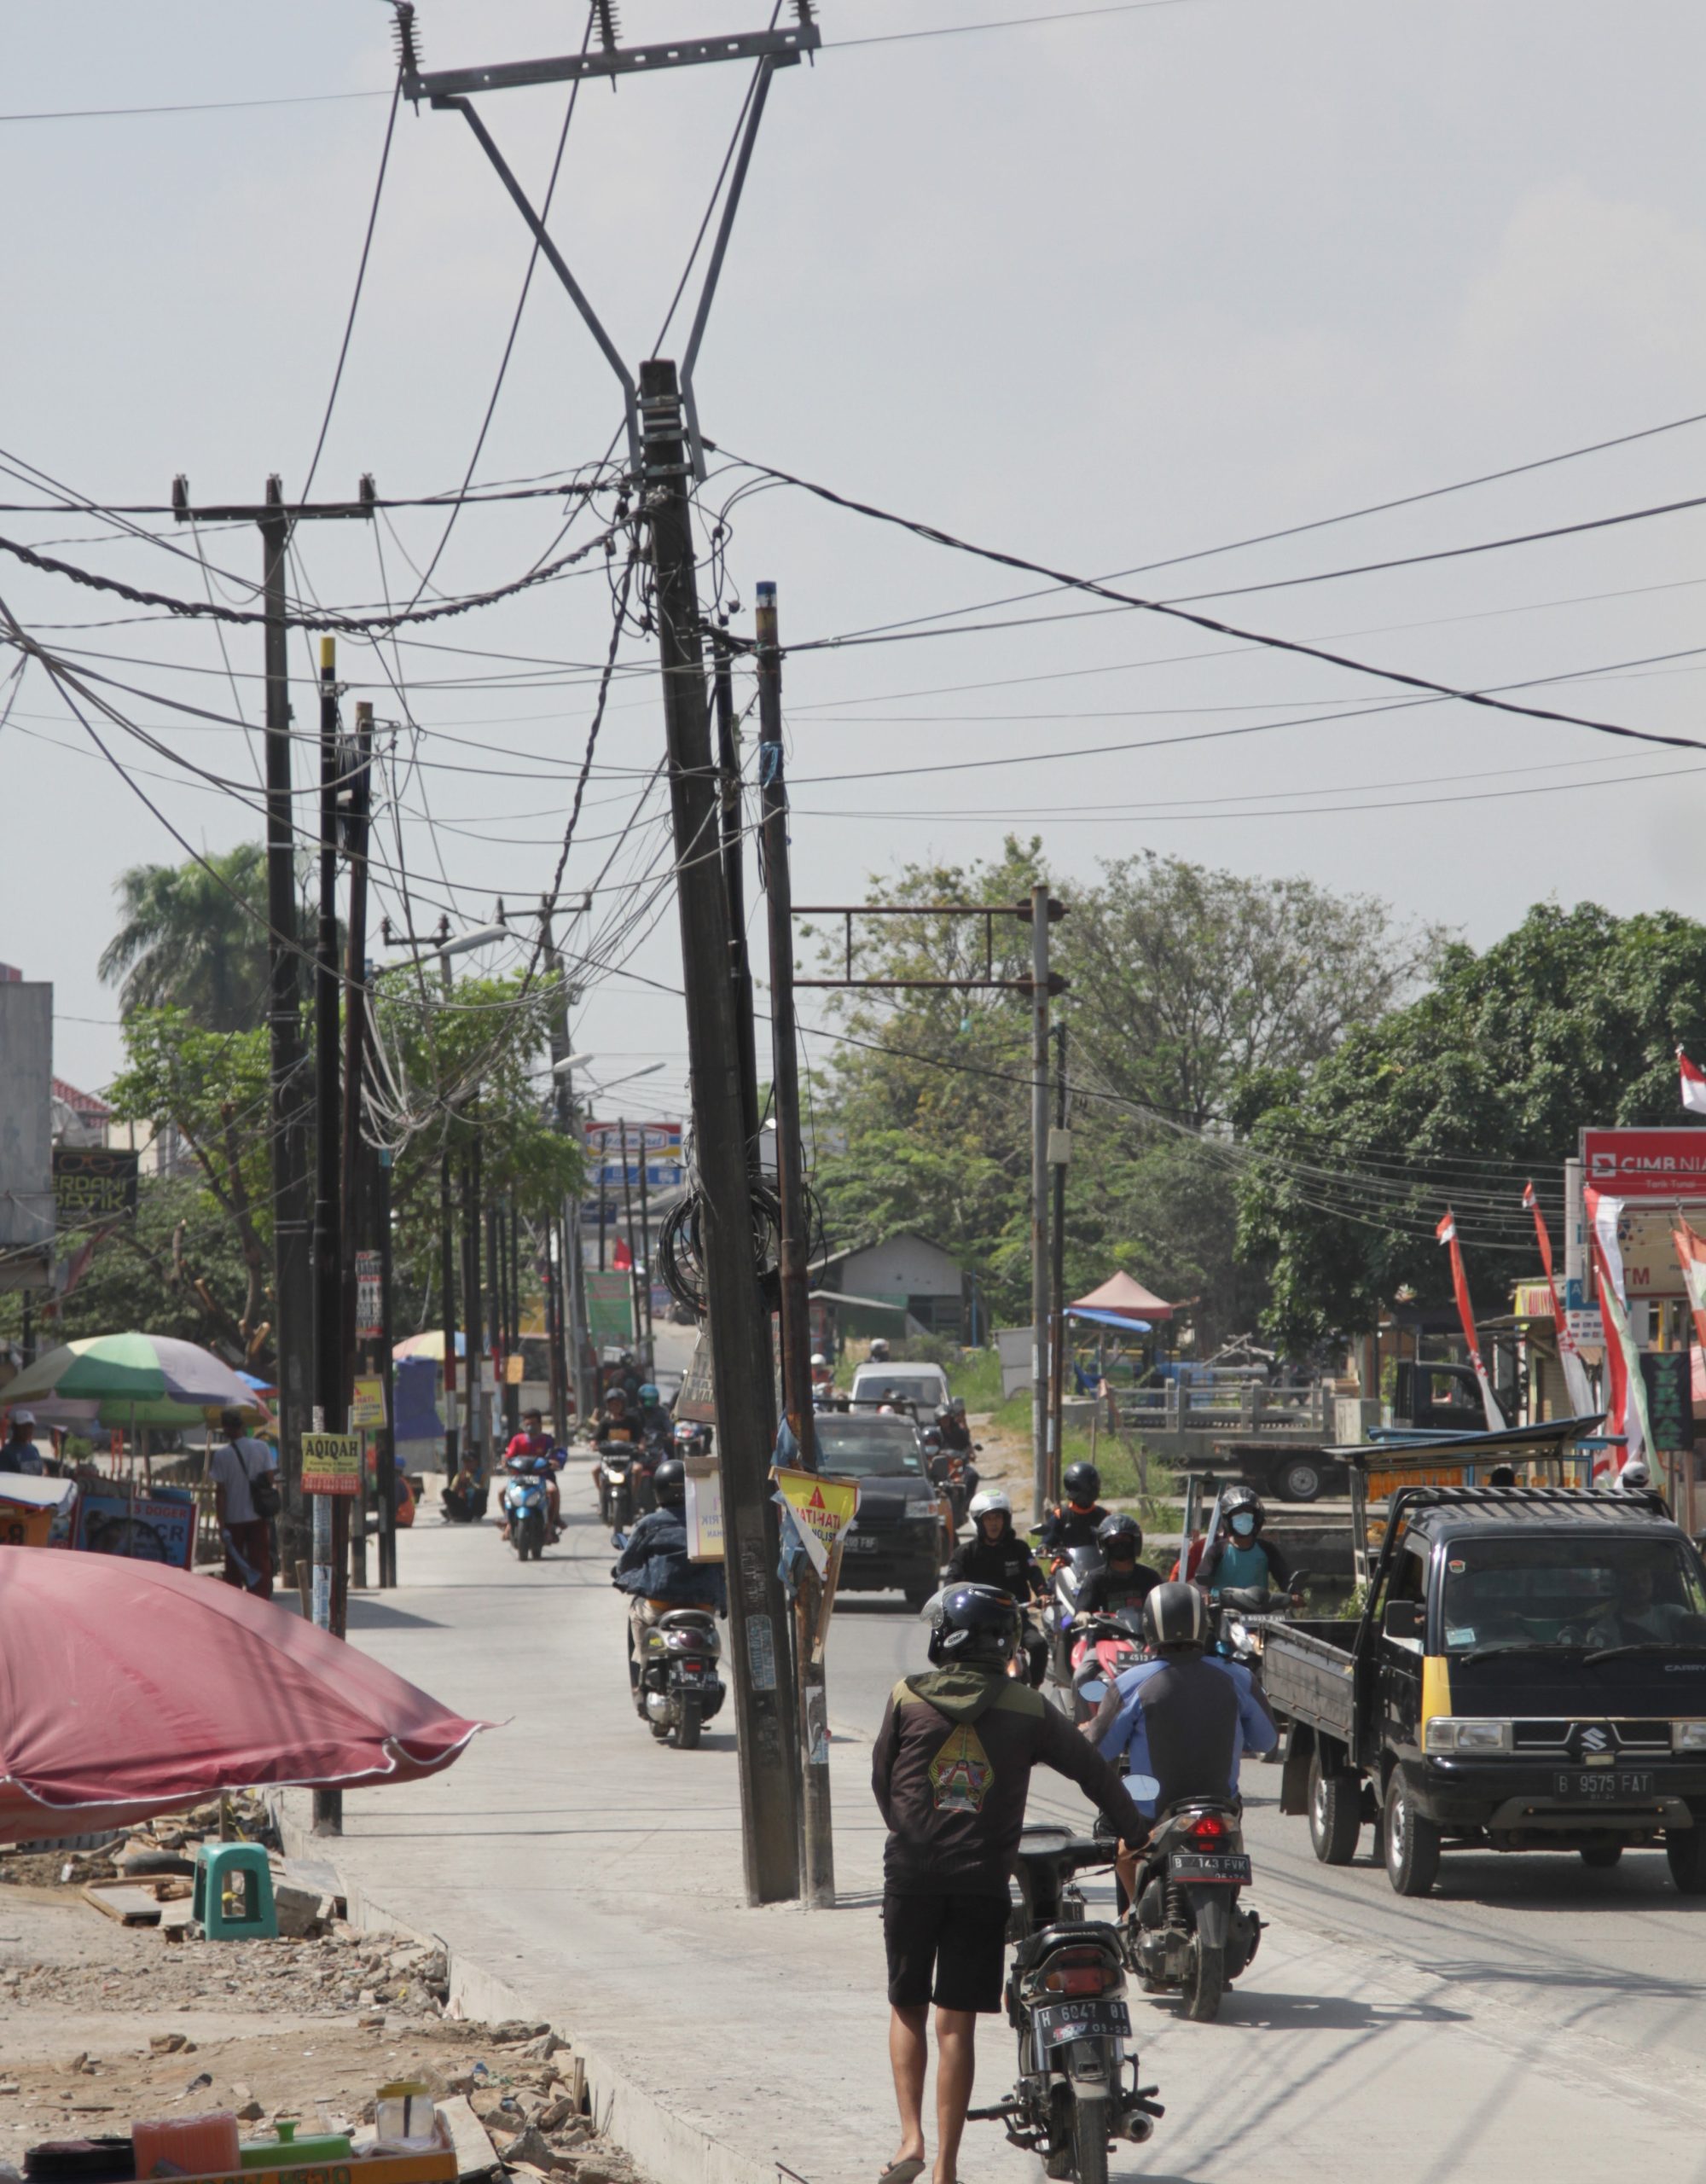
[{"x1": 1383, "y1": 1599, "x2": 1424, "y2": 1641}]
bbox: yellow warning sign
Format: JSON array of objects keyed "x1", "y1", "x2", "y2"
[{"x1": 774, "y1": 1467, "x2": 860, "y2": 1577}]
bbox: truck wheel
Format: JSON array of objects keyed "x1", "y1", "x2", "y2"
[
  {"x1": 1276, "y1": 1457, "x2": 1325, "y2": 1504},
  {"x1": 1308, "y1": 1751, "x2": 1362, "y2": 1866},
  {"x1": 1665, "y1": 1827, "x2": 1706, "y2": 1896},
  {"x1": 1580, "y1": 1844, "x2": 1622, "y2": 1871},
  {"x1": 1384, "y1": 1776, "x2": 1441, "y2": 1896}
]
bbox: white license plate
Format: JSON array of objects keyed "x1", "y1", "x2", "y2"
[
  {"x1": 844, "y1": 1534, "x2": 879, "y2": 1553},
  {"x1": 1033, "y1": 1999, "x2": 1130, "y2": 2049},
  {"x1": 1169, "y1": 1852, "x2": 1250, "y2": 1883},
  {"x1": 1555, "y1": 1771, "x2": 1654, "y2": 1798}
]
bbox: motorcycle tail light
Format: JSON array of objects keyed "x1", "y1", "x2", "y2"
[
  {"x1": 1041, "y1": 1947, "x2": 1119, "y2": 1997},
  {"x1": 1186, "y1": 1812, "x2": 1227, "y2": 1844}
]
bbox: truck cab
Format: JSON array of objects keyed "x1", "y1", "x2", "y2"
[{"x1": 1268, "y1": 1477, "x2": 1706, "y2": 1896}]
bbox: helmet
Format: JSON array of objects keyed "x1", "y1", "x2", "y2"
[
  {"x1": 1221, "y1": 1486, "x2": 1264, "y2": 1535},
  {"x1": 868, "y1": 1338, "x2": 891, "y2": 1362},
  {"x1": 968, "y1": 1488, "x2": 1012, "y2": 1525},
  {"x1": 1619, "y1": 1460, "x2": 1650, "y2": 1490},
  {"x1": 810, "y1": 1353, "x2": 827, "y2": 1368},
  {"x1": 1097, "y1": 1512, "x2": 1143, "y2": 1558},
  {"x1": 1063, "y1": 1461, "x2": 1101, "y2": 1507},
  {"x1": 639, "y1": 1383, "x2": 660, "y2": 1405},
  {"x1": 949, "y1": 1397, "x2": 966, "y2": 1415},
  {"x1": 651, "y1": 1459, "x2": 686, "y2": 1508},
  {"x1": 1141, "y1": 1581, "x2": 1208, "y2": 1651},
  {"x1": 927, "y1": 1584, "x2": 1019, "y2": 1668},
  {"x1": 606, "y1": 1387, "x2": 627, "y2": 1407}
]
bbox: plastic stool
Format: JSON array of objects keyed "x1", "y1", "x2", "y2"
[{"x1": 192, "y1": 1842, "x2": 277, "y2": 1940}]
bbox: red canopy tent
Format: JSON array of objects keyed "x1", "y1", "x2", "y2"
[
  {"x1": 0, "y1": 1550, "x2": 485, "y2": 1844},
  {"x1": 1070, "y1": 1271, "x2": 1175, "y2": 1322}
]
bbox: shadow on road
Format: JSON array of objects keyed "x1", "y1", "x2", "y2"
[
  {"x1": 345, "y1": 1599, "x2": 444, "y2": 1630},
  {"x1": 1209, "y1": 1989, "x2": 1471, "y2": 2030}
]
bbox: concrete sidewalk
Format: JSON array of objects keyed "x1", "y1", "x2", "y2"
[{"x1": 291, "y1": 1472, "x2": 1706, "y2": 2184}]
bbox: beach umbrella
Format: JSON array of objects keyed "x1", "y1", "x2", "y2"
[
  {"x1": 2, "y1": 1333, "x2": 262, "y2": 1429},
  {"x1": 0, "y1": 1550, "x2": 486, "y2": 1844}
]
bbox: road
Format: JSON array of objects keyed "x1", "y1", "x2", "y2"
[{"x1": 316, "y1": 1463, "x2": 1706, "y2": 2184}]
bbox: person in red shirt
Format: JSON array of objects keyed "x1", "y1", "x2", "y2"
[{"x1": 503, "y1": 1409, "x2": 560, "y2": 1540}]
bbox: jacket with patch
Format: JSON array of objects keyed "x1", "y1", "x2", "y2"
[{"x1": 871, "y1": 1665, "x2": 1147, "y2": 1897}]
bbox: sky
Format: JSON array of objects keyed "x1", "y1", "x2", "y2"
[{"x1": 5, "y1": 0, "x2": 1706, "y2": 1139}]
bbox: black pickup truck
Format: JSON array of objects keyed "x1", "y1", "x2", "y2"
[{"x1": 1262, "y1": 1482, "x2": 1706, "y2": 1896}]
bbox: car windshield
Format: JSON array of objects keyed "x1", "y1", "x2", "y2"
[
  {"x1": 853, "y1": 1373, "x2": 943, "y2": 1406},
  {"x1": 813, "y1": 1417, "x2": 925, "y2": 1478},
  {"x1": 1440, "y1": 1533, "x2": 1706, "y2": 1653}
]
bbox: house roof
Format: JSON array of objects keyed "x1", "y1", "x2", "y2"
[
  {"x1": 52, "y1": 1077, "x2": 113, "y2": 1121},
  {"x1": 814, "y1": 1229, "x2": 957, "y2": 1270}
]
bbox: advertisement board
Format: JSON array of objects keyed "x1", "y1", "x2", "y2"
[
  {"x1": 53, "y1": 1146, "x2": 139, "y2": 1224},
  {"x1": 302, "y1": 1432, "x2": 363, "y2": 1496},
  {"x1": 1581, "y1": 1128, "x2": 1706, "y2": 1199},
  {"x1": 355, "y1": 1251, "x2": 384, "y2": 1339},
  {"x1": 73, "y1": 1490, "x2": 195, "y2": 1568}
]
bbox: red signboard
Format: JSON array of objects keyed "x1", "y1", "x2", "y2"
[{"x1": 1581, "y1": 1128, "x2": 1706, "y2": 1199}]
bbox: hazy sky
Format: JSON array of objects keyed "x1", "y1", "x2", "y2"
[{"x1": 6, "y1": 0, "x2": 1706, "y2": 1130}]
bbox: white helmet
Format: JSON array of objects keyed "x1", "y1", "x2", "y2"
[
  {"x1": 809, "y1": 1353, "x2": 827, "y2": 1368},
  {"x1": 968, "y1": 1489, "x2": 1011, "y2": 1523},
  {"x1": 1618, "y1": 1459, "x2": 1651, "y2": 1490}
]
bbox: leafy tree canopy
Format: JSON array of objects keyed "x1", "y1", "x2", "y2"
[{"x1": 99, "y1": 844, "x2": 273, "y2": 1031}]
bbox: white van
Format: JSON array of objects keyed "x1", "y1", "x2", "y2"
[{"x1": 847, "y1": 1361, "x2": 952, "y2": 1415}]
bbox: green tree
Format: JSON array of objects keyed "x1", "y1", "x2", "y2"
[
  {"x1": 100, "y1": 844, "x2": 272, "y2": 1031},
  {"x1": 1235, "y1": 902, "x2": 1706, "y2": 1348}
]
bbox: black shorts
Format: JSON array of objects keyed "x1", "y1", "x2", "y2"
[{"x1": 883, "y1": 1888, "x2": 1010, "y2": 2014}]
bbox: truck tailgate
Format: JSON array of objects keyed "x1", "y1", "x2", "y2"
[{"x1": 1257, "y1": 1618, "x2": 1358, "y2": 1745}]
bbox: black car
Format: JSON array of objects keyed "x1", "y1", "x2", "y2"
[{"x1": 815, "y1": 1413, "x2": 951, "y2": 1611}]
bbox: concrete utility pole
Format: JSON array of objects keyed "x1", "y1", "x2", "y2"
[
  {"x1": 171, "y1": 473, "x2": 374, "y2": 1576},
  {"x1": 642, "y1": 359, "x2": 801, "y2": 1903},
  {"x1": 1030, "y1": 881, "x2": 1052, "y2": 1524},
  {"x1": 1049, "y1": 1021, "x2": 1070, "y2": 1506},
  {"x1": 339, "y1": 701, "x2": 374, "y2": 1592},
  {"x1": 712, "y1": 628, "x2": 763, "y2": 1155},
  {"x1": 312, "y1": 636, "x2": 346, "y2": 1835},
  {"x1": 756, "y1": 579, "x2": 835, "y2": 1908}
]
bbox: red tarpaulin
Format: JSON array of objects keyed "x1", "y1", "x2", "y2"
[
  {"x1": 1070, "y1": 1271, "x2": 1175, "y2": 1322},
  {"x1": 0, "y1": 1550, "x2": 486, "y2": 1844}
]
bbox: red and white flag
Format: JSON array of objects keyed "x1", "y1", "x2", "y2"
[
  {"x1": 1672, "y1": 1213, "x2": 1706, "y2": 1355},
  {"x1": 1585, "y1": 1185, "x2": 1656, "y2": 1482},
  {"x1": 1523, "y1": 1182, "x2": 1596, "y2": 1418},
  {"x1": 1435, "y1": 1210, "x2": 1505, "y2": 1432},
  {"x1": 1680, "y1": 1047, "x2": 1706, "y2": 1116},
  {"x1": 612, "y1": 1235, "x2": 634, "y2": 1272}
]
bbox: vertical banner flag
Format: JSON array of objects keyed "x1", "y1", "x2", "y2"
[
  {"x1": 1435, "y1": 1210, "x2": 1505, "y2": 1431},
  {"x1": 1680, "y1": 1047, "x2": 1706, "y2": 1117},
  {"x1": 1585, "y1": 1186, "x2": 1656, "y2": 1482},
  {"x1": 1523, "y1": 1182, "x2": 1597, "y2": 1417},
  {"x1": 1671, "y1": 1211, "x2": 1706, "y2": 1389}
]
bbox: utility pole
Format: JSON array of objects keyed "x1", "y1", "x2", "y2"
[
  {"x1": 540, "y1": 897, "x2": 594, "y2": 1431},
  {"x1": 618, "y1": 1118, "x2": 642, "y2": 1349},
  {"x1": 339, "y1": 702, "x2": 374, "y2": 1594},
  {"x1": 1049, "y1": 1021, "x2": 1070, "y2": 1505},
  {"x1": 757, "y1": 579, "x2": 835, "y2": 1908},
  {"x1": 375, "y1": 1144, "x2": 398, "y2": 1588},
  {"x1": 172, "y1": 473, "x2": 373, "y2": 1577},
  {"x1": 1029, "y1": 880, "x2": 1052, "y2": 1524},
  {"x1": 712, "y1": 628, "x2": 763, "y2": 1154},
  {"x1": 643, "y1": 357, "x2": 800, "y2": 1903},
  {"x1": 635, "y1": 1140, "x2": 655, "y2": 1368},
  {"x1": 312, "y1": 636, "x2": 345, "y2": 1835}
]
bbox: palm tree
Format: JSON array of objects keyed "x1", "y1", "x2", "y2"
[{"x1": 100, "y1": 845, "x2": 272, "y2": 1031}]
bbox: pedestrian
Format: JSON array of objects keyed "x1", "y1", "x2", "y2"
[
  {"x1": 871, "y1": 1584, "x2": 1147, "y2": 2184},
  {"x1": 208, "y1": 1406, "x2": 278, "y2": 1599},
  {"x1": 0, "y1": 1409, "x2": 44, "y2": 1475}
]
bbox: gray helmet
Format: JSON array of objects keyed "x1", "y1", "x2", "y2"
[{"x1": 1141, "y1": 1581, "x2": 1207, "y2": 1651}]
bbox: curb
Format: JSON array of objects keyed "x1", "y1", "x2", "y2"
[{"x1": 270, "y1": 1794, "x2": 779, "y2": 2184}]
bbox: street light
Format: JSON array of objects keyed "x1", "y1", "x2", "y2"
[{"x1": 583, "y1": 1062, "x2": 666, "y2": 1096}]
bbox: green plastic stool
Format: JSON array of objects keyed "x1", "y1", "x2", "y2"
[{"x1": 192, "y1": 1842, "x2": 277, "y2": 1941}]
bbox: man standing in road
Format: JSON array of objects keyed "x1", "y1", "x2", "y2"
[
  {"x1": 871, "y1": 1584, "x2": 1147, "y2": 2184},
  {"x1": 209, "y1": 1407, "x2": 277, "y2": 1599}
]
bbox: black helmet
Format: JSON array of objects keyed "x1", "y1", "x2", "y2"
[
  {"x1": 1097, "y1": 1512, "x2": 1143, "y2": 1558},
  {"x1": 651, "y1": 1459, "x2": 686, "y2": 1509},
  {"x1": 1220, "y1": 1486, "x2": 1264, "y2": 1532},
  {"x1": 1063, "y1": 1461, "x2": 1101, "y2": 1507},
  {"x1": 927, "y1": 1584, "x2": 1019, "y2": 1668},
  {"x1": 1141, "y1": 1581, "x2": 1207, "y2": 1651}
]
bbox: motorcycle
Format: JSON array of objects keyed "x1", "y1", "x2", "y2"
[
  {"x1": 925, "y1": 1431, "x2": 982, "y2": 1529},
  {"x1": 1067, "y1": 1608, "x2": 1146, "y2": 1726},
  {"x1": 1032, "y1": 1539, "x2": 1106, "y2": 1687},
  {"x1": 1210, "y1": 1571, "x2": 1314, "y2": 1672},
  {"x1": 635, "y1": 1606, "x2": 726, "y2": 1749},
  {"x1": 596, "y1": 1441, "x2": 638, "y2": 1530},
  {"x1": 500, "y1": 1460, "x2": 552, "y2": 1561},
  {"x1": 1123, "y1": 1797, "x2": 1260, "y2": 2023},
  {"x1": 970, "y1": 1821, "x2": 1163, "y2": 2184}
]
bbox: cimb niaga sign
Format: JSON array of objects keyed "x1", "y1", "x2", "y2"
[{"x1": 1581, "y1": 1128, "x2": 1706, "y2": 1198}]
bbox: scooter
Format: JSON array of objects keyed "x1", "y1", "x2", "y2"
[
  {"x1": 500, "y1": 1459, "x2": 552, "y2": 1562},
  {"x1": 970, "y1": 1821, "x2": 1163, "y2": 2184},
  {"x1": 635, "y1": 1606, "x2": 727, "y2": 1749},
  {"x1": 1123, "y1": 1797, "x2": 1260, "y2": 2023},
  {"x1": 1033, "y1": 1539, "x2": 1107, "y2": 1687},
  {"x1": 1067, "y1": 1608, "x2": 1147, "y2": 1726},
  {"x1": 596, "y1": 1442, "x2": 637, "y2": 1531}
]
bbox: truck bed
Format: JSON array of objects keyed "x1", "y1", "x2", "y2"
[{"x1": 1256, "y1": 1616, "x2": 1359, "y2": 1745}]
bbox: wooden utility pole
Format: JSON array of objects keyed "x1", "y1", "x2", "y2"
[
  {"x1": 312, "y1": 636, "x2": 345, "y2": 1835},
  {"x1": 641, "y1": 357, "x2": 800, "y2": 1904},
  {"x1": 756, "y1": 579, "x2": 835, "y2": 1908},
  {"x1": 339, "y1": 703, "x2": 374, "y2": 1594}
]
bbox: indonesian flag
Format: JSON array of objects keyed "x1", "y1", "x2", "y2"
[
  {"x1": 1672, "y1": 1213, "x2": 1706, "y2": 1357},
  {"x1": 1523, "y1": 1182, "x2": 1596, "y2": 1418},
  {"x1": 612, "y1": 1235, "x2": 634, "y2": 1271},
  {"x1": 1435, "y1": 1210, "x2": 1505, "y2": 1431},
  {"x1": 1681, "y1": 1047, "x2": 1706, "y2": 1116},
  {"x1": 1585, "y1": 1186, "x2": 1656, "y2": 1481}
]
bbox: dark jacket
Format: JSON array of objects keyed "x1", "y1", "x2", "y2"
[
  {"x1": 936, "y1": 1414, "x2": 973, "y2": 1455},
  {"x1": 944, "y1": 1525, "x2": 1046, "y2": 1600},
  {"x1": 872, "y1": 1664, "x2": 1147, "y2": 1897},
  {"x1": 1038, "y1": 1502, "x2": 1110, "y2": 1553},
  {"x1": 612, "y1": 1508, "x2": 728, "y2": 1612},
  {"x1": 1076, "y1": 1560, "x2": 1163, "y2": 1619}
]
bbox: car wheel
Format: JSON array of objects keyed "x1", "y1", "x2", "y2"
[
  {"x1": 1277, "y1": 1458, "x2": 1324, "y2": 1504},
  {"x1": 1308, "y1": 1749, "x2": 1362, "y2": 1866},
  {"x1": 903, "y1": 1584, "x2": 934, "y2": 1613},
  {"x1": 1580, "y1": 1844, "x2": 1623, "y2": 1870},
  {"x1": 1384, "y1": 1774, "x2": 1441, "y2": 1896}
]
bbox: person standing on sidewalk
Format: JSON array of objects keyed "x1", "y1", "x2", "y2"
[
  {"x1": 870, "y1": 1584, "x2": 1147, "y2": 2184},
  {"x1": 209, "y1": 1409, "x2": 277, "y2": 1599}
]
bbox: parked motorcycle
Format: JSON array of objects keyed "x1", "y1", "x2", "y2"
[
  {"x1": 970, "y1": 1821, "x2": 1163, "y2": 2184},
  {"x1": 1123, "y1": 1797, "x2": 1259, "y2": 2022},
  {"x1": 635, "y1": 1606, "x2": 726, "y2": 1749},
  {"x1": 500, "y1": 1460, "x2": 552, "y2": 1562},
  {"x1": 597, "y1": 1442, "x2": 637, "y2": 1531}
]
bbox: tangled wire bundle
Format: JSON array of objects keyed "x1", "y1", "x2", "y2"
[{"x1": 658, "y1": 1176, "x2": 825, "y2": 1319}]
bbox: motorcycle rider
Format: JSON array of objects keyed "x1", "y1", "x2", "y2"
[
  {"x1": 502, "y1": 1408, "x2": 562, "y2": 1542},
  {"x1": 590, "y1": 1385, "x2": 639, "y2": 1445},
  {"x1": 871, "y1": 1585, "x2": 1148, "y2": 2184},
  {"x1": 635, "y1": 1382, "x2": 672, "y2": 1442},
  {"x1": 1073, "y1": 1513, "x2": 1163, "y2": 1621},
  {"x1": 868, "y1": 1336, "x2": 892, "y2": 1365},
  {"x1": 611, "y1": 1458, "x2": 726, "y2": 1694},
  {"x1": 1194, "y1": 1487, "x2": 1297, "y2": 1600},
  {"x1": 943, "y1": 1490, "x2": 1049, "y2": 1684},
  {"x1": 810, "y1": 1352, "x2": 836, "y2": 1403},
  {"x1": 1090, "y1": 1580, "x2": 1278, "y2": 1896},
  {"x1": 1037, "y1": 1461, "x2": 1109, "y2": 1554},
  {"x1": 936, "y1": 1399, "x2": 973, "y2": 1457}
]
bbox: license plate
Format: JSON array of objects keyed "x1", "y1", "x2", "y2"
[
  {"x1": 1032, "y1": 2000, "x2": 1130, "y2": 2049},
  {"x1": 844, "y1": 1534, "x2": 879, "y2": 1553},
  {"x1": 1554, "y1": 1771, "x2": 1654, "y2": 1799},
  {"x1": 1168, "y1": 1852, "x2": 1251, "y2": 1883}
]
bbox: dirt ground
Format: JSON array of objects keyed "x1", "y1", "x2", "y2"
[{"x1": 0, "y1": 1884, "x2": 646, "y2": 2184}]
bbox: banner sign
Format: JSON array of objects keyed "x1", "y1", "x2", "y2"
[
  {"x1": 73, "y1": 1490, "x2": 194, "y2": 1567},
  {"x1": 301, "y1": 1432, "x2": 362, "y2": 1496},
  {"x1": 1639, "y1": 1350, "x2": 1692, "y2": 1453},
  {"x1": 584, "y1": 1268, "x2": 635, "y2": 1349},
  {"x1": 350, "y1": 1375, "x2": 386, "y2": 1429},
  {"x1": 773, "y1": 1467, "x2": 861, "y2": 1578},
  {"x1": 355, "y1": 1250, "x2": 383, "y2": 1339},
  {"x1": 675, "y1": 1329, "x2": 717, "y2": 1424},
  {"x1": 583, "y1": 1119, "x2": 684, "y2": 1192},
  {"x1": 52, "y1": 1146, "x2": 138, "y2": 1223},
  {"x1": 683, "y1": 1453, "x2": 724, "y2": 1562},
  {"x1": 1581, "y1": 1128, "x2": 1706, "y2": 1199}
]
